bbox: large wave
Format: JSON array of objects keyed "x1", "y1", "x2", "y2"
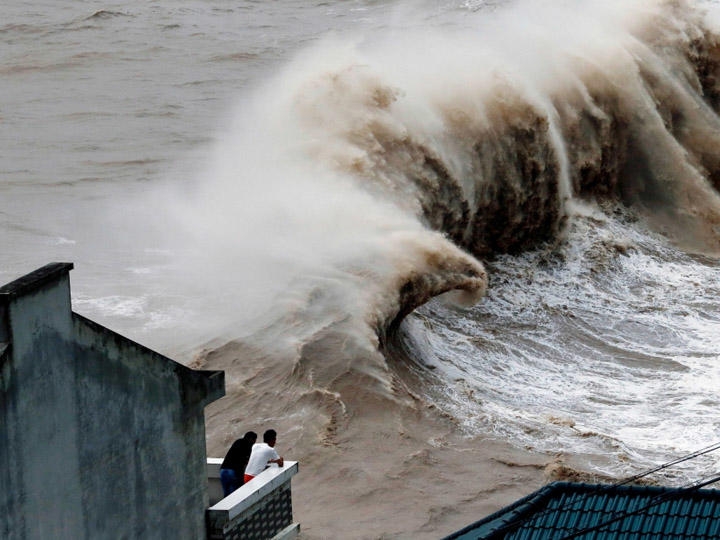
[
  {"x1": 187, "y1": 0, "x2": 720, "y2": 434},
  {"x1": 290, "y1": 0, "x2": 720, "y2": 263}
]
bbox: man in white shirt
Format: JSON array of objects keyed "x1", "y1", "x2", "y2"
[{"x1": 244, "y1": 429, "x2": 284, "y2": 483}]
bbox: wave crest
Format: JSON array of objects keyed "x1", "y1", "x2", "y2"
[
  {"x1": 286, "y1": 0, "x2": 720, "y2": 263},
  {"x1": 187, "y1": 0, "x2": 720, "y2": 397}
]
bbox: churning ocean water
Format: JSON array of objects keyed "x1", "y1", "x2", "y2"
[{"x1": 4, "y1": 0, "x2": 720, "y2": 487}]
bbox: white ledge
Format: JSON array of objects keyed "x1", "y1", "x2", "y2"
[
  {"x1": 207, "y1": 457, "x2": 223, "y2": 478},
  {"x1": 208, "y1": 461, "x2": 299, "y2": 521}
]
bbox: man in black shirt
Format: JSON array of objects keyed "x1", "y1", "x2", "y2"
[{"x1": 219, "y1": 431, "x2": 257, "y2": 497}]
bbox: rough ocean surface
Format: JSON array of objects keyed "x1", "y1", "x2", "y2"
[{"x1": 4, "y1": 0, "x2": 720, "y2": 538}]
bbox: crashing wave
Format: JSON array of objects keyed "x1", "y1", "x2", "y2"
[
  {"x1": 190, "y1": 0, "x2": 720, "y2": 408},
  {"x1": 289, "y1": 1, "x2": 720, "y2": 336}
]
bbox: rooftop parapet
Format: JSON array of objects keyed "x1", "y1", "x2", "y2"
[
  {"x1": 0, "y1": 262, "x2": 74, "y2": 343},
  {"x1": 0, "y1": 262, "x2": 74, "y2": 303},
  {"x1": 206, "y1": 460, "x2": 299, "y2": 540}
]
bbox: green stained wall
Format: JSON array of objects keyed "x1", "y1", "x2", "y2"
[{"x1": 0, "y1": 263, "x2": 224, "y2": 540}]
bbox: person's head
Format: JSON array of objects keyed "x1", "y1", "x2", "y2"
[
  {"x1": 244, "y1": 431, "x2": 257, "y2": 444},
  {"x1": 263, "y1": 429, "x2": 277, "y2": 447}
]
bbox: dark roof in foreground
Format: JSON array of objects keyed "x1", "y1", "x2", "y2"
[{"x1": 443, "y1": 481, "x2": 720, "y2": 539}]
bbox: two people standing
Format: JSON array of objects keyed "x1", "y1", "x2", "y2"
[
  {"x1": 219, "y1": 429, "x2": 284, "y2": 497},
  {"x1": 219, "y1": 431, "x2": 256, "y2": 497}
]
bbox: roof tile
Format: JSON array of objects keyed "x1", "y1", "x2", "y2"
[{"x1": 444, "y1": 482, "x2": 720, "y2": 540}]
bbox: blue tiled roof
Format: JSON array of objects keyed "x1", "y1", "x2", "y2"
[{"x1": 444, "y1": 481, "x2": 720, "y2": 539}]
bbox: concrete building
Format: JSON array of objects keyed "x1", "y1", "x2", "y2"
[{"x1": 0, "y1": 263, "x2": 225, "y2": 539}]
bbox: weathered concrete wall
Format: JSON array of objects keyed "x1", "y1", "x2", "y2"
[
  {"x1": 1, "y1": 265, "x2": 82, "y2": 539},
  {"x1": 0, "y1": 263, "x2": 224, "y2": 540}
]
